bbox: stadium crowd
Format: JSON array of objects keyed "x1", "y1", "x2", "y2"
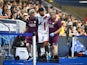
[
  {"x1": 0, "y1": 0, "x2": 87, "y2": 37},
  {"x1": 0, "y1": 0, "x2": 87, "y2": 61}
]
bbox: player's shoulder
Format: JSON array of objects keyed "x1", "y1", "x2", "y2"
[
  {"x1": 43, "y1": 14, "x2": 50, "y2": 19},
  {"x1": 35, "y1": 14, "x2": 41, "y2": 18},
  {"x1": 45, "y1": 14, "x2": 50, "y2": 17}
]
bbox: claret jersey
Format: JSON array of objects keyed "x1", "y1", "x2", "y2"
[{"x1": 26, "y1": 17, "x2": 38, "y2": 33}]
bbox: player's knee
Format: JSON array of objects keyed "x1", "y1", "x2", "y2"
[
  {"x1": 26, "y1": 43, "x2": 30, "y2": 46},
  {"x1": 43, "y1": 41, "x2": 49, "y2": 47}
]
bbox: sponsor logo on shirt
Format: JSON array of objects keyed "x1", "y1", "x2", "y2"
[{"x1": 49, "y1": 22, "x2": 54, "y2": 28}]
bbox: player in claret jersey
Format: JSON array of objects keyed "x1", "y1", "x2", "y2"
[
  {"x1": 25, "y1": 9, "x2": 38, "y2": 59},
  {"x1": 36, "y1": 7, "x2": 50, "y2": 62},
  {"x1": 48, "y1": 12, "x2": 62, "y2": 62}
]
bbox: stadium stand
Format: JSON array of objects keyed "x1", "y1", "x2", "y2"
[{"x1": 0, "y1": 0, "x2": 87, "y2": 65}]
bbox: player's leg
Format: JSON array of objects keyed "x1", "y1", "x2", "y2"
[
  {"x1": 50, "y1": 44, "x2": 59, "y2": 62},
  {"x1": 52, "y1": 43, "x2": 58, "y2": 56},
  {"x1": 37, "y1": 32, "x2": 46, "y2": 61},
  {"x1": 37, "y1": 32, "x2": 43, "y2": 56},
  {"x1": 26, "y1": 43, "x2": 31, "y2": 56},
  {"x1": 50, "y1": 36, "x2": 59, "y2": 62},
  {"x1": 25, "y1": 36, "x2": 32, "y2": 59},
  {"x1": 42, "y1": 33, "x2": 50, "y2": 61},
  {"x1": 43, "y1": 33, "x2": 50, "y2": 54}
]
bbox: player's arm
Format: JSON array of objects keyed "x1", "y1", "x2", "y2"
[
  {"x1": 35, "y1": 14, "x2": 42, "y2": 25},
  {"x1": 54, "y1": 27, "x2": 62, "y2": 35},
  {"x1": 50, "y1": 25, "x2": 62, "y2": 37},
  {"x1": 50, "y1": 20, "x2": 62, "y2": 37},
  {"x1": 54, "y1": 18, "x2": 62, "y2": 34},
  {"x1": 0, "y1": 15, "x2": 9, "y2": 19}
]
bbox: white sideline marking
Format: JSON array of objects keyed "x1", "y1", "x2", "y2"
[{"x1": 79, "y1": 1, "x2": 87, "y2": 3}]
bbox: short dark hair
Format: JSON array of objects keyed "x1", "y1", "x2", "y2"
[{"x1": 38, "y1": 8, "x2": 44, "y2": 12}]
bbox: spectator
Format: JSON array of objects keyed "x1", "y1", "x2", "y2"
[
  {"x1": 77, "y1": 27, "x2": 86, "y2": 36},
  {"x1": 23, "y1": 13, "x2": 29, "y2": 22},
  {"x1": 16, "y1": 10, "x2": 23, "y2": 20},
  {"x1": 0, "y1": 0, "x2": 3, "y2": 15},
  {"x1": 84, "y1": 19, "x2": 87, "y2": 34},
  {"x1": 0, "y1": 0, "x2": 10, "y2": 19},
  {"x1": 48, "y1": 6, "x2": 55, "y2": 13},
  {"x1": 59, "y1": 21, "x2": 66, "y2": 36},
  {"x1": 11, "y1": 12, "x2": 17, "y2": 20},
  {"x1": 56, "y1": 10, "x2": 62, "y2": 20},
  {"x1": 84, "y1": 14, "x2": 87, "y2": 22}
]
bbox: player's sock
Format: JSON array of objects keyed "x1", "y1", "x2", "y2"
[
  {"x1": 29, "y1": 53, "x2": 32, "y2": 57},
  {"x1": 40, "y1": 47, "x2": 45, "y2": 56},
  {"x1": 37, "y1": 43, "x2": 42, "y2": 56},
  {"x1": 45, "y1": 45, "x2": 50, "y2": 53}
]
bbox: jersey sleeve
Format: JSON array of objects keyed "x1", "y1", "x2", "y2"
[{"x1": 57, "y1": 19, "x2": 62, "y2": 29}]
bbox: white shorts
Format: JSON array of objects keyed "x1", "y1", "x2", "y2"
[{"x1": 38, "y1": 32, "x2": 49, "y2": 43}]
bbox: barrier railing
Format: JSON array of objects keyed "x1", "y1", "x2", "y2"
[
  {"x1": 0, "y1": 32, "x2": 36, "y2": 65},
  {"x1": 1, "y1": 32, "x2": 87, "y2": 65},
  {"x1": 71, "y1": 36, "x2": 87, "y2": 57},
  {"x1": 0, "y1": 21, "x2": 11, "y2": 56},
  {"x1": 0, "y1": 19, "x2": 26, "y2": 56}
]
